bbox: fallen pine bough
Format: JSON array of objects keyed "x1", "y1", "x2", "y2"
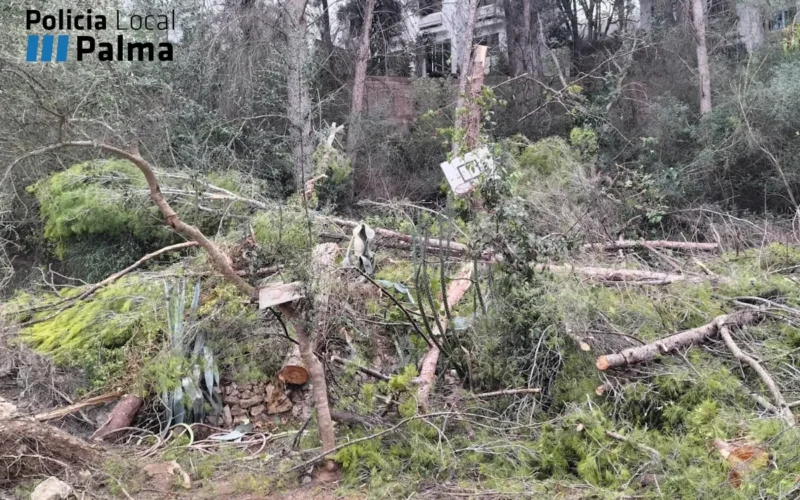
[
  {"x1": 533, "y1": 263, "x2": 710, "y2": 285},
  {"x1": 35, "y1": 390, "x2": 122, "y2": 422},
  {"x1": 583, "y1": 240, "x2": 719, "y2": 252},
  {"x1": 596, "y1": 311, "x2": 760, "y2": 371},
  {"x1": 596, "y1": 310, "x2": 796, "y2": 426},
  {"x1": 414, "y1": 264, "x2": 474, "y2": 413}
]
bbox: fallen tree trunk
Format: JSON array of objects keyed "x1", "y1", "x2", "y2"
[
  {"x1": 415, "y1": 264, "x2": 474, "y2": 413},
  {"x1": 596, "y1": 311, "x2": 760, "y2": 370},
  {"x1": 35, "y1": 390, "x2": 122, "y2": 422},
  {"x1": 583, "y1": 240, "x2": 718, "y2": 252},
  {"x1": 278, "y1": 243, "x2": 340, "y2": 456},
  {"x1": 534, "y1": 263, "x2": 705, "y2": 285},
  {"x1": 719, "y1": 325, "x2": 795, "y2": 426},
  {"x1": 91, "y1": 394, "x2": 144, "y2": 441},
  {"x1": 324, "y1": 217, "x2": 470, "y2": 256}
]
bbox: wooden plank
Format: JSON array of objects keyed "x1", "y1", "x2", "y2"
[{"x1": 258, "y1": 281, "x2": 304, "y2": 309}]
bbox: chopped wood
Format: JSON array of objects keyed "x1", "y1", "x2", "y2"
[
  {"x1": 258, "y1": 282, "x2": 304, "y2": 309},
  {"x1": 583, "y1": 240, "x2": 719, "y2": 252},
  {"x1": 596, "y1": 311, "x2": 760, "y2": 371},
  {"x1": 91, "y1": 394, "x2": 144, "y2": 441},
  {"x1": 35, "y1": 391, "x2": 122, "y2": 422},
  {"x1": 279, "y1": 343, "x2": 309, "y2": 385},
  {"x1": 414, "y1": 264, "x2": 474, "y2": 413},
  {"x1": 330, "y1": 355, "x2": 390, "y2": 381},
  {"x1": 713, "y1": 439, "x2": 770, "y2": 488},
  {"x1": 535, "y1": 263, "x2": 703, "y2": 285},
  {"x1": 719, "y1": 325, "x2": 795, "y2": 426}
]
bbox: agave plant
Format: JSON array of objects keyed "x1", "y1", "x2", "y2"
[{"x1": 161, "y1": 279, "x2": 222, "y2": 433}]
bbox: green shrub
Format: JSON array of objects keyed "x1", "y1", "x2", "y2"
[{"x1": 27, "y1": 159, "x2": 166, "y2": 258}]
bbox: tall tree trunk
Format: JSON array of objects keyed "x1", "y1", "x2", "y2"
[
  {"x1": 503, "y1": 0, "x2": 542, "y2": 79},
  {"x1": 286, "y1": 0, "x2": 314, "y2": 189},
  {"x1": 346, "y1": 0, "x2": 377, "y2": 162},
  {"x1": 279, "y1": 304, "x2": 336, "y2": 454},
  {"x1": 691, "y1": 0, "x2": 712, "y2": 114},
  {"x1": 319, "y1": 0, "x2": 334, "y2": 59},
  {"x1": 453, "y1": 0, "x2": 480, "y2": 155}
]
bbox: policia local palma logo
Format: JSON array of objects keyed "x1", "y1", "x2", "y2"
[{"x1": 25, "y1": 9, "x2": 175, "y2": 62}]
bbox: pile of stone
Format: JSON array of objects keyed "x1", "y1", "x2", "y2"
[{"x1": 219, "y1": 381, "x2": 306, "y2": 426}]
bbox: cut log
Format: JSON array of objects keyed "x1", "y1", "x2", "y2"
[
  {"x1": 596, "y1": 311, "x2": 759, "y2": 371},
  {"x1": 583, "y1": 240, "x2": 718, "y2": 252},
  {"x1": 279, "y1": 343, "x2": 309, "y2": 385},
  {"x1": 414, "y1": 264, "x2": 474, "y2": 413},
  {"x1": 535, "y1": 263, "x2": 705, "y2": 285},
  {"x1": 258, "y1": 281, "x2": 304, "y2": 310},
  {"x1": 91, "y1": 394, "x2": 143, "y2": 441}
]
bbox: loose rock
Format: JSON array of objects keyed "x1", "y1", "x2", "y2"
[{"x1": 31, "y1": 477, "x2": 72, "y2": 500}]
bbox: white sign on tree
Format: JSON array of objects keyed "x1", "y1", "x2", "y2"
[{"x1": 440, "y1": 147, "x2": 493, "y2": 196}]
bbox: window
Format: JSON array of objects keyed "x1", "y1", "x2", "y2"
[
  {"x1": 425, "y1": 40, "x2": 451, "y2": 76},
  {"x1": 770, "y1": 9, "x2": 796, "y2": 31}
]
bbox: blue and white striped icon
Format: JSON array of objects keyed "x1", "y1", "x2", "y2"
[{"x1": 26, "y1": 34, "x2": 69, "y2": 62}]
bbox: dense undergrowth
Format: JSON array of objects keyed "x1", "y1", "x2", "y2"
[{"x1": 3, "y1": 129, "x2": 800, "y2": 499}]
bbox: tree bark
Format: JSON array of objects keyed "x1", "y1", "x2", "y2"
[
  {"x1": 91, "y1": 394, "x2": 144, "y2": 441},
  {"x1": 286, "y1": 0, "x2": 315, "y2": 189},
  {"x1": 452, "y1": 0, "x2": 480, "y2": 155},
  {"x1": 583, "y1": 240, "x2": 719, "y2": 251},
  {"x1": 279, "y1": 343, "x2": 309, "y2": 385},
  {"x1": 347, "y1": 0, "x2": 377, "y2": 161},
  {"x1": 35, "y1": 391, "x2": 123, "y2": 422},
  {"x1": 464, "y1": 46, "x2": 488, "y2": 150},
  {"x1": 318, "y1": 0, "x2": 335, "y2": 59},
  {"x1": 414, "y1": 264, "x2": 473, "y2": 412},
  {"x1": 503, "y1": 0, "x2": 543, "y2": 79},
  {"x1": 534, "y1": 263, "x2": 705, "y2": 284},
  {"x1": 719, "y1": 325, "x2": 795, "y2": 425},
  {"x1": 324, "y1": 216, "x2": 472, "y2": 255},
  {"x1": 277, "y1": 243, "x2": 340, "y2": 455},
  {"x1": 281, "y1": 305, "x2": 336, "y2": 454},
  {"x1": 596, "y1": 311, "x2": 759, "y2": 370},
  {"x1": 691, "y1": 0, "x2": 712, "y2": 114}
]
